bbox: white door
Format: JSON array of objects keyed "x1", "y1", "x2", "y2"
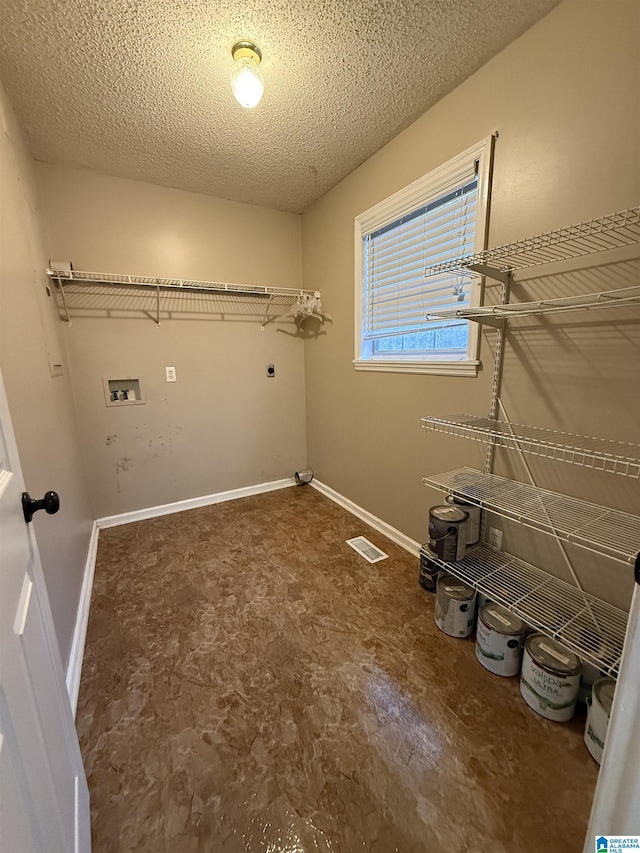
[
  {"x1": 0, "y1": 368, "x2": 90, "y2": 852},
  {"x1": 583, "y1": 585, "x2": 640, "y2": 848}
]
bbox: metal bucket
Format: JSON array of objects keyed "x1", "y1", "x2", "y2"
[
  {"x1": 584, "y1": 677, "x2": 615, "y2": 764},
  {"x1": 445, "y1": 494, "x2": 480, "y2": 545},
  {"x1": 477, "y1": 592, "x2": 492, "y2": 610},
  {"x1": 520, "y1": 634, "x2": 581, "y2": 722},
  {"x1": 475, "y1": 603, "x2": 526, "y2": 677},
  {"x1": 435, "y1": 572, "x2": 476, "y2": 638},
  {"x1": 428, "y1": 505, "x2": 468, "y2": 563},
  {"x1": 578, "y1": 660, "x2": 608, "y2": 705}
]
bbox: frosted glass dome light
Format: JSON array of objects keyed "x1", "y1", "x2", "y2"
[{"x1": 230, "y1": 41, "x2": 264, "y2": 109}]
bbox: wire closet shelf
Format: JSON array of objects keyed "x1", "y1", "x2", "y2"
[
  {"x1": 421, "y1": 542, "x2": 627, "y2": 676},
  {"x1": 423, "y1": 467, "x2": 640, "y2": 567},
  {"x1": 46, "y1": 268, "x2": 322, "y2": 326},
  {"x1": 425, "y1": 285, "x2": 640, "y2": 324},
  {"x1": 47, "y1": 268, "x2": 319, "y2": 299},
  {"x1": 421, "y1": 415, "x2": 640, "y2": 479},
  {"x1": 423, "y1": 206, "x2": 640, "y2": 279}
]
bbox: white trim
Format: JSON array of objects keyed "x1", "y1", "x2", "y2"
[
  {"x1": 353, "y1": 358, "x2": 480, "y2": 376},
  {"x1": 355, "y1": 137, "x2": 493, "y2": 233},
  {"x1": 310, "y1": 479, "x2": 420, "y2": 556},
  {"x1": 354, "y1": 135, "x2": 493, "y2": 370},
  {"x1": 66, "y1": 522, "x2": 99, "y2": 717},
  {"x1": 95, "y1": 478, "x2": 297, "y2": 529}
]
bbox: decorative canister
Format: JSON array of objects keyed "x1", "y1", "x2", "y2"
[
  {"x1": 428, "y1": 506, "x2": 468, "y2": 562},
  {"x1": 475, "y1": 603, "x2": 526, "y2": 677},
  {"x1": 435, "y1": 573, "x2": 476, "y2": 638},
  {"x1": 445, "y1": 494, "x2": 481, "y2": 545},
  {"x1": 520, "y1": 634, "x2": 581, "y2": 722},
  {"x1": 419, "y1": 547, "x2": 440, "y2": 593},
  {"x1": 584, "y1": 677, "x2": 616, "y2": 764}
]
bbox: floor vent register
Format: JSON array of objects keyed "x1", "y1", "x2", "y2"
[{"x1": 346, "y1": 536, "x2": 389, "y2": 563}]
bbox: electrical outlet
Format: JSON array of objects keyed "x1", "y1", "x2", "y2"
[
  {"x1": 488, "y1": 527, "x2": 503, "y2": 550},
  {"x1": 166, "y1": 366, "x2": 177, "y2": 382}
]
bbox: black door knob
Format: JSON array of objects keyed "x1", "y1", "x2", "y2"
[{"x1": 22, "y1": 490, "x2": 60, "y2": 524}]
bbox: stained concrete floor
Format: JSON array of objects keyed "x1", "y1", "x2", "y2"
[{"x1": 76, "y1": 486, "x2": 598, "y2": 852}]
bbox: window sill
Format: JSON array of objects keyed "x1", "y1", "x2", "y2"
[{"x1": 353, "y1": 358, "x2": 480, "y2": 377}]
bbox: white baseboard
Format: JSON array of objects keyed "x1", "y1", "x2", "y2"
[
  {"x1": 95, "y1": 477, "x2": 297, "y2": 529},
  {"x1": 310, "y1": 479, "x2": 421, "y2": 556},
  {"x1": 66, "y1": 521, "x2": 99, "y2": 717}
]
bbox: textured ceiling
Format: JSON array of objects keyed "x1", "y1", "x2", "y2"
[{"x1": 0, "y1": 0, "x2": 560, "y2": 213}]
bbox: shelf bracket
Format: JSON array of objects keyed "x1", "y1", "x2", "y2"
[
  {"x1": 261, "y1": 295, "x2": 274, "y2": 330},
  {"x1": 155, "y1": 283, "x2": 160, "y2": 327},
  {"x1": 472, "y1": 315, "x2": 506, "y2": 328},
  {"x1": 56, "y1": 274, "x2": 72, "y2": 326},
  {"x1": 635, "y1": 552, "x2": 640, "y2": 586},
  {"x1": 467, "y1": 263, "x2": 511, "y2": 285}
]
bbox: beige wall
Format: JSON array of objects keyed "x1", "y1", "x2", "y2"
[
  {"x1": 7, "y1": 0, "x2": 638, "y2": 656},
  {"x1": 301, "y1": 0, "x2": 640, "y2": 609},
  {"x1": 36, "y1": 165, "x2": 307, "y2": 518},
  {"x1": 0, "y1": 84, "x2": 93, "y2": 667}
]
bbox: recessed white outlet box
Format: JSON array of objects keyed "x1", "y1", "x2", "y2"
[
  {"x1": 166, "y1": 366, "x2": 177, "y2": 382},
  {"x1": 488, "y1": 527, "x2": 503, "y2": 550},
  {"x1": 103, "y1": 377, "x2": 144, "y2": 407}
]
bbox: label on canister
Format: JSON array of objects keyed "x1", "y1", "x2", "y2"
[
  {"x1": 584, "y1": 677, "x2": 616, "y2": 764},
  {"x1": 419, "y1": 548, "x2": 440, "y2": 593},
  {"x1": 475, "y1": 603, "x2": 526, "y2": 677},
  {"x1": 429, "y1": 506, "x2": 468, "y2": 562},
  {"x1": 435, "y1": 573, "x2": 476, "y2": 638},
  {"x1": 519, "y1": 634, "x2": 581, "y2": 722}
]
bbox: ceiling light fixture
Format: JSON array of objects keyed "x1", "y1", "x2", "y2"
[{"x1": 230, "y1": 41, "x2": 264, "y2": 109}]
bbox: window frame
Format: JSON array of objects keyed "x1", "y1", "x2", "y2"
[{"x1": 353, "y1": 136, "x2": 494, "y2": 376}]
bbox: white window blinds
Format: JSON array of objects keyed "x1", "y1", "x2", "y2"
[{"x1": 362, "y1": 166, "x2": 478, "y2": 341}]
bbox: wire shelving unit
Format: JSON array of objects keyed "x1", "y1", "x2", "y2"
[
  {"x1": 423, "y1": 467, "x2": 640, "y2": 567},
  {"x1": 421, "y1": 415, "x2": 640, "y2": 479},
  {"x1": 420, "y1": 542, "x2": 627, "y2": 676},
  {"x1": 47, "y1": 268, "x2": 321, "y2": 327},
  {"x1": 423, "y1": 206, "x2": 640, "y2": 281},
  {"x1": 419, "y1": 206, "x2": 640, "y2": 691},
  {"x1": 426, "y1": 285, "x2": 640, "y2": 325}
]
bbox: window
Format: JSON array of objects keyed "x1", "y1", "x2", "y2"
[{"x1": 354, "y1": 137, "x2": 493, "y2": 375}]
